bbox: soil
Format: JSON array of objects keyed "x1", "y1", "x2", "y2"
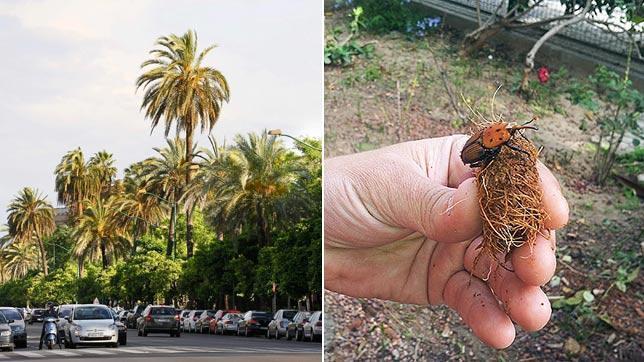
[{"x1": 324, "y1": 9, "x2": 643, "y2": 362}]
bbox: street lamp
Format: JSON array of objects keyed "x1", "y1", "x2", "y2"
[{"x1": 267, "y1": 129, "x2": 321, "y2": 152}]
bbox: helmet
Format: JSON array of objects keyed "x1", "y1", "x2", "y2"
[{"x1": 46, "y1": 301, "x2": 54, "y2": 310}]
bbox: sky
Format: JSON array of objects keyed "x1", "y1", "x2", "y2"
[{"x1": 0, "y1": 0, "x2": 323, "y2": 224}]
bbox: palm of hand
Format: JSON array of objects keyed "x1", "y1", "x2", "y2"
[{"x1": 325, "y1": 135, "x2": 568, "y2": 349}]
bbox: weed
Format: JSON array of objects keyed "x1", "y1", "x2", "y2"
[
  {"x1": 325, "y1": 7, "x2": 375, "y2": 66},
  {"x1": 364, "y1": 64, "x2": 382, "y2": 81},
  {"x1": 615, "y1": 146, "x2": 644, "y2": 175},
  {"x1": 553, "y1": 289, "x2": 608, "y2": 341}
]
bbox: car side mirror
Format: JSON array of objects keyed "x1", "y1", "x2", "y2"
[
  {"x1": 64, "y1": 316, "x2": 70, "y2": 321},
  {"x1": 7, "y1": 320, "x2": 14, "y2": 324}
]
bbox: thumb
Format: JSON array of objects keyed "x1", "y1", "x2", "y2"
[{"x1": 394, "y1": 176, "x2": 482, "y2": 243}]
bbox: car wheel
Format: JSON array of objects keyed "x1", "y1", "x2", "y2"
[
  {"x1": 142, "y1": 328, "x2": 148, "y2": 337},
  {"x1": 170, "y1": 331, "x2": 175, "y2": 337},
  {"x1": 276, "y1": 329, "x2": 281, "y2": 340},
  {"x1": 245, "y1": 327, "x2": 249, "y2": 337},
  {"x1": 287, "y1": 329, "x2": 292, "y2": 341},
  {"x1": 295, "y1": 329, "x2": 300, "y2": 341},
  {"x1": 120, "y1": 335, "x2": 127, "y2": 345},
  {"x1": 175, "y1": 332, "x2": 180, "y2": 338},
  {"x1": 137, "y1": 328, "x2": 142, "y2": 336}
]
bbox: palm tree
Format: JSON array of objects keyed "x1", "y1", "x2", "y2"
[
  {"x1": 1, "y1": 240, "x2": 40, "y2": 279},
  {"x1": 144, "y1": 138, "x2": 192, "y2": 256},
  {"x1": 112, "y1": 162, "x2": 167, "y2": 254},
  {"x1": 6, "y1": 187, "x2": 55, "y2": 275},
  {"x1": 72, "y1": 198, "x2": 130, "y2": 269},
  {"x1": 197, "y1": 132, "x2": 306, "y2": 246},
  {"x1": 54, "y1": 148, "x2": 98, "y2": 220},
  {"x1": 137, "y1": 29, "x2": 230, "y2": 258},
  {"x1": 88, "y1": 151, "x2": 118, "y2": 199}
]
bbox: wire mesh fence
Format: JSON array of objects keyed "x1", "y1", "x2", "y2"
[{"x1": 426, "y1": 0, "x2": 642, "y2": 57}]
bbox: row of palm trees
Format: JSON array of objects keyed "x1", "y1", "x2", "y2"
[{"x1": 0, "y1": 132, "x2": 312, "y2": 280}]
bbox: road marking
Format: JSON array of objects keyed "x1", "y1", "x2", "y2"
[
  {"x1": 117, "y1": 348, "x2": 149, "y2": 353},
  {"x1": 75, "y1": 349, "x2": 115, "y2": 355},
  {"x1": 47, "y1": 350, "x2": 81, "y2": 356},
  {"x1": 140, "y1": 347, "x2": 183, "y2": 353},
  {"x1": 0, "y1": 354, "x2": 8, "y2": 359},
  {"x1": 12, "y1": 351, "x2": 44, "y2": 358}
]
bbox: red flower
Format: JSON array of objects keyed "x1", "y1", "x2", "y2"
[{"x1": 538, "y1": 67, "x2": 550, "y2": 84}]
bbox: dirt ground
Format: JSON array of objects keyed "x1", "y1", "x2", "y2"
[{"x1": 324, "y1": 10, "x2": 643, "y2": 362}]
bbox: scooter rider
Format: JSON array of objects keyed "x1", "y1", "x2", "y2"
[{"x1": 39, "y1": 302, "x2": 58, "y2": 350}]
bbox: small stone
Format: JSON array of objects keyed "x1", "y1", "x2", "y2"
[
  {"x1": 565, "y1": 337, "x2": 581, "y2": 355},
  {"x1": 384, "y1": 326, "x2": 398, "y2": 340},
  {"x1": 607, "y1": 333, "x2": 616, "y2": 344},
  {"x1": 349, "y1": 318, "x2": 363, "y2": 331},
  {"x1": 592, "y1": 288, "x2": 604, "y2": 295},
  {"x1": 441, "y1": 324, "x2": 452, "y2": 338}
]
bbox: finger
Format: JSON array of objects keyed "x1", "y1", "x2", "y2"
[
  {"x1": 464, "y1": 239, "x2": 552, "y2": 332},
  {"x1": 401, "y1": 176, "x2": 481, "y2": 243},
  {"x1": 448, "y1": 135, "x2": 476, "y2": 187},
  {"x1": 512, "y1": 231, "x2": 557, "y2": 286},
  {"x1": 443, "y1": 271, "x2": 515, "y2": 349},
  {"x1": 537, "y1": 162, "x2": 569, "y2": 229}
]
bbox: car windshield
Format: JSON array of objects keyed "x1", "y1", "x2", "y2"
[
  {"x1": 151, "y1": 307, "x2": 175, "y2": 315},
  {"x1": 73, "y1": 307, "x2": 112, "y2": 320},
  {"x1": 283, "y1": 311, "x2": 297, "y2": 320},
  {"x1": 193, "y1": 310, "x2": 204, "y2": 316},
  {"x1": 252, "y1": 312, "x2": 271, "y2": 318},
  {"x1": 1, "y1": 309, "x2": 22, "y2": 320},
  {"x1": 33, "y1": 310, "x2": 43, "y2": 315},
  {"x1": 227, "y1": 314, "x2": 242, "y2": 320},
  {"x1": 206, "y1": 310, "x2": 216, "y2": 316},
  {"x1": 0, "y1": 314, "x2": 7, "y2": 324},
  {"x1": 58, "y1": 308, "x2": 72, "y2": 318}
]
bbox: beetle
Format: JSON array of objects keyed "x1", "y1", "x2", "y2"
[{"x1": 460, "y1": 118, "x2": 538, "y2": 168}]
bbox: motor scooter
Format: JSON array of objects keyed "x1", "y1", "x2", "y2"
[{"x1": 42, "y1": 317, "x2": 62, "y2": 350}]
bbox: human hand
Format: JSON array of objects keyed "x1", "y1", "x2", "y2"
[{"x1": 324, "y1": 135, "x2": 569, "y2": 349}]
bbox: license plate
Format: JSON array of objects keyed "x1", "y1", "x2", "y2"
[{"x1": 88, "y1": 332, "x2": 103, "y2": 337}]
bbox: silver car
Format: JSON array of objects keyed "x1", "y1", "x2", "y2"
[
  {"x1": 64, "y1": 304, "x2": 119, "y2": 348},
  {"x1": 0, "y1": 307, "x2": 27, "y2": 348}
]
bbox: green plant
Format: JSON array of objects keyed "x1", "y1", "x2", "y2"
[
  {"x1": 566, "y1": 80, "x2": 599, "y2": 111},
  {"x1": 325, "y1": 7, "x2": 374, "y2": 66},
  {"x1": 589, "y1": 65, "x2": 643, "y2": 185},
  {"x1": 364, "y1": 63, "x2": 382, "y2": 81},
  {"x1": 615, "y1": 146, "x2": 644, "y2": 175},
  {"x1": 613, "y1": 265, "x2": 639, "y2": 292},
  {"x1": 553, "y1": 289, "x2": 608, "y2": 341}
]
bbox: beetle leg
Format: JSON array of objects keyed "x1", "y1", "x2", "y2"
[{"x1": 505, "y1": 142, "x2": 531, "y2": 157}]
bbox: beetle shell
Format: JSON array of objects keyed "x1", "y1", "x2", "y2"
[
  {"x1": 481, "y1": 122, "x2": 511, "y2": 148},
  {"x1": 461, "y1": 128, "x2": 486, "y2": 165}
]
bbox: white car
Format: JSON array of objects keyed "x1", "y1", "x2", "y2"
[
  {"x1": 64, "y1": 304, "x2": 119, "y2": 348},
  {"x1": 302, "y1": 311, "x2": 322, "y2": 342},
  {"x1": 183, "y1": 310, "x2": 203, "y2": 333}
]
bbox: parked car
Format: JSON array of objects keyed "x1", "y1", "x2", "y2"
[
  {"x1": 195, "y1": 310, "x2": 216, "y2": 334},
  {"x1": 267, "y1": 309, "x2": 297, "y2": 339},
  {"x1": 0, "y1": 313, "x2": 14, "y2": 351},
  {"x1": 126, "y1": 305, "x2": 145, "y2": 329},
  {"x1": 116, "y1": 310, "x2": 129, "y2": 324},
  {"x1": 0, "y1": 308, "x2": 24, "y2": 348},
  {"x1": 137, "y1": 305, "x2": 180, "y2": 337},
  {"x1": 183, "y1": 310, "x2": 203, "y2": 333},
  {"x1": 63, "y1": 304, "x2": 119, "y2": 349},
  {"x1": 109, "y1": 310, "x2": 127, "y2": 345},
  {"x1": 56, "y1": 304, "x2": 75, "y2": 343},
  {"x1": 237, "y1": 311, "x2": 271, "y2": 337},
  {"x1": 286, "y1": 311, "x2": 311, "y2": 341},
  {"x1": 209, "y1": 309, "x2": 240, "y2": 333},
  {"x1": 302, "y1": 311, "x2": 322, "y2": 342},
  {"x1": 179, "y1": 310, "x2": 191, "y2": 330},
  {"x1": 29, "y1": 308, "x2": 44, "y2": 324},
  {"x1": 212, "y1": 313, "x2": 242, "y2": 335}
]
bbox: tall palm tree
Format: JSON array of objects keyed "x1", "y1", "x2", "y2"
[
  {"x1": 137, "y1": 29, "x2": 230, "y2": 258},
  {"x1": 144, "y1": 138, "x2": 192, "y2": 256},
  {"x1": 72, "y1": 198, "x2": 130, "y2": 269},
  {"x1": 6, "y1": 187, "x2": 55, "y2": 275},
  {"x1": 54, "y1": 148, "x2": 98, "y2": 220},
  {"x1": 198, "y1": 132, "x2": 306, "y2": 246}
]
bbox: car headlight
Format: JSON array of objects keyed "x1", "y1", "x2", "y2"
[
  {"x1": 109, "y1": 324, "x2": 117, "y2": 330},
  {"x1": 0, "y1": 331, "x2": 10, "y2": 337}
]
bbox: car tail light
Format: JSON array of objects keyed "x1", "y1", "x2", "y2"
[
  {"x1": 225, "y1": 321, "x2": 232, "y2": 325},
  {"x1": 316, "y1": 321, "x2": 322, "y2": 327},
  {"x1": 174, "y1": 315, "x2": 180, "y2": 321},
  {"x1": 146, "y1": 315, "x2": 153, "y2": 322}
]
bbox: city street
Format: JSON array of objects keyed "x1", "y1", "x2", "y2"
[{"x1": 0, "y1": 324, "x2": 321, "y2": 361}]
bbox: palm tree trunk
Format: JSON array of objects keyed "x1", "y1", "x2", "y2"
[
  {"x1": 100, "y1": 240, "x2": 108, "y2": 269},
  {"x1": 37, "y1": 238, "x2": 48, "y2": 276},
  {"x1": 256, "y1": 203, "x2": 270, "y2": 246},
  {"x1": 167, "y1": 204, "x2": 176, "y2": 257},
  {"x1": 185, "y1": 127, "x2": 195, "y2": 258}
]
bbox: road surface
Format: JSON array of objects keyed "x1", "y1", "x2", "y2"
[{"x1": 0, "y1": 323, "x2": 321, "y2": 361}]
